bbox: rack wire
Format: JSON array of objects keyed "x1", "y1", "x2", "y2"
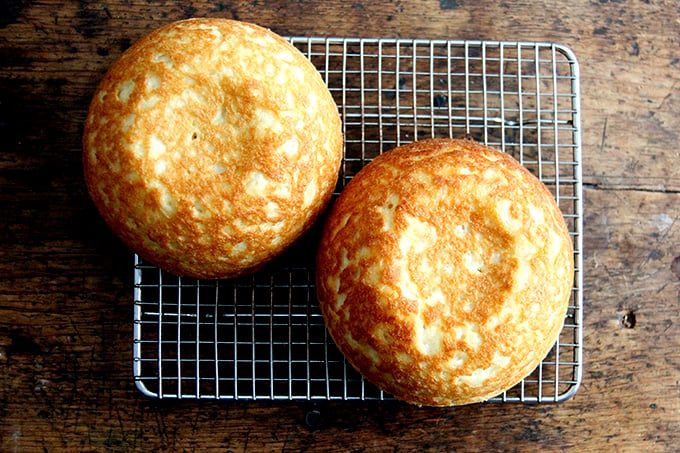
[{"x1": 133, "y1": 38, "x2": 583, "y2": 402}]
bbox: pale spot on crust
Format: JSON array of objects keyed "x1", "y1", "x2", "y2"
[
  {"x1": 483, "y1": 168, "x2": 497, "y2": 179},
  {"x1": 396, "y1": 352, "x2": 414, "y2": 365},
  {"x1": 180, "y1": 63, "x2": 196, "y2": 74},
  {"x1": 397, "y1": 268, "x2": 419, "y2": 300},
  {"x1": 415, "y1": 317, "x2": 445, "y2": 355},
  {"x1": 264, "y1": 63, "x2": 275, "y2": 76},
  {"x1": 272, "y1": 220, "x2": 286, "y2": 232},
  {"x1": 455, "y1": 352, "x2": 512, "y2": 388},
  {"x1": 121, "y1": 114, "x2": 136, "y2": 132},
  {"x1": 394, "y1": 215, "x2": 438, "y2": 301},
  {"x1": 160, "y1": 193, "x2": 177, "y2": 216},
  {"x1": 514, "y1": 261, "x2": 531, "y2": 290},
  {"x1": 528, "y1": 203, "x2": 545, "y2": 224},
  {"x1": 303, "y1": 181, "x2": 317, "y2": 206},
  {"x1": 481, "y1": 151, "x2": 502, "y2": 162},
  {"x1": 196, "y1": 23, "x2": 223, "y2": 41},
  {"x1": 399, "y1": 215, "x2": 437, "y2": 255},
  {"x1": 326, "y1": 275, "x2": 340, "y2": 294},
  {"x1": 364, "y1": 344, "x2": 381, "y2": 365},
  {"x1": 275, "y1": 71, "x2": 287, "y2": 86},
  {"x1": 448, "y1": 351, "x2": 468, "y2": 369},
  {"x1": 275, "y1": 50, "x2": 294, "y2": 62},
  {"x1": 515, "y1": 235, "x2": 538, "y2": 259},
  {"x1": 331, "y1": 213, "x2": 352, "y2": 242},
  {"x1": 233, "y1": 241, "x2": 247, "y2": 254},
  {"x1": 454, "y1": 322, "x2": 482, "y2": 351},
  {"x1": 364, "y1": 262, "x2": 382, "y2": 285},
  {"x1": 149, "y1": 181, "x2": 176, "y2": 217},
  {"x1": 463, "y1": 251, "x2": 484, "y2": 273},
  {"x1": 246, "y1": 171, "x2": 271, "y2": 196},
  {"x1": 151, "y1": 52, "x2": 172, "y2": 65},
  {"x1": 145, "y1": 73, "x2": 161, "y2": 90},
  {"x1": 96, "y1": 184, "x2": 109, "y2": 205},
  {"x1": 339, "y1": 248, "x2": 350, "y2": 272},
  {"x1": 169, "y1": 96, "x2": 187, "y2": 111},
  {"x1": 213, "y1": 107, "x2": 228, "y2": 124},
  {"x1": 491, "y1": 351, "x2": 511, "y2": 368},
  {"x1": 274, "y1": 184, "x2": 291, "y2": 198},
  {"x1": 265, "y1": 201, "x2": 280, "y2": 218},
  {"x1": 117, "y1": 80, "x2": 135, "y2": 103},
  {"x1": 278, "y1": 138, "x2": 299, "y2": 158},
  {"x1": 87, "y1": 147, "x2": 98, "y2": 162},
  {"x1": 413, "y1": 170, "x2": 433, "y2": 185},
  {"x1": 148, "y1": 135, "x2": 166, "y2": 159},
  {"x1": 426, "y1": 288, "x2": 445, "y2": 306},
  {"x1": 547, "y1": 229, "x2": 564, "y2": 260},
  {"x1": 191, "y1": 198, "x2": 210, "y2": 218},
  {"x1": 252, "y1": 107, "x2": 281, "y2": 137},
  {"x1": 106, "y1": 160, "x2": 121, "y2": 175},
  {"x1": 455, "y1": 222, "x2": 469, "y2": 237},
  {"x1": 496, "y1": 199, "x2": 521, "y2": 232},
  {"x1": 376, "y1": 193, "x2": 400, "y2": 231},
  {"x1": 335, "y1": 292, "x2": 347, "y2": 310},
  {"x1": 291, "y1": 66, "x2": 305, "y2": 82},
  {"x1": 307, "y1": 91, "x2": 317, "y2": 115},
  {"x1": 212, "y1": 163, "x2": 227, "y2": 174},
  {"x1": 355, "y1": 246, "x2": 371, "y2": 261},
  {"x1": 154, "y1": 159, "x2": 167, "y2": 175},
  {"x1": 139, "y1": 94, "x2": 161, "y2": 110},
  {"x1": 456, "y1": 368, "x2": 492, "y2": 387},
  {"x1": 345, "y1": 330, "x2": 381, "y2": 364},
  {"x1": 233, "y1": 217, "x2": 259, "y2": 234},
  {"x1": 182, "y1": 88, "x2": 206, "y2": 104},
  {"x1": 131, "y1": 140, "x2": 145, "y2": 158}
]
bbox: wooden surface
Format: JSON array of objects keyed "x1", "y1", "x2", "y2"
[{"x1": 1, "y1": 0, "x2": 679, "y2": 451}]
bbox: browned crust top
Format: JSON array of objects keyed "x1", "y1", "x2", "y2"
[
  {"x1": 83, "y1": 19, "x2": 342, "y2": 278},
  {"x1": 316, "y1": 138, "x2": 574, "y2": 406}
]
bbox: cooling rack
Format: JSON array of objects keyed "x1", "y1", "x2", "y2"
[{"x1": 133, "y1": 38, "x2": 583, "y2": 402}]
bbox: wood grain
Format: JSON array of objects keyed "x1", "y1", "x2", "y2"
[{"x1": 1, "y1": 0, "x2": 679, "y2": 451}]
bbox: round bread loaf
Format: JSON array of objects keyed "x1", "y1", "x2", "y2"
[
  {"x1": 83, "y1": 19, "x2": 343, "y2": 279},
  {"x1": 316, "y1": 138, "x2": 573, "y2": 406}
]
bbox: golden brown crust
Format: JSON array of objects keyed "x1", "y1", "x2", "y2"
[
  {"x1": 316, "y1": 138, "x2": 573, "y2": 406},
  {"x1": 83, "y1": 19, "x2": 342, "y2": 279}
]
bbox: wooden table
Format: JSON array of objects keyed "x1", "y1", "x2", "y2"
[{"x1": 1, "y1": 1, "x2": 678, "y2": 451}]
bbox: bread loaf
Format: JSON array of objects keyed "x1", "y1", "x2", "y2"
[
  {"x1": 316, "y1": 138, "x2": 573, "y2": 406},
  {"x1": 83, "y1": 19, "x2": 343, "y2": 279}
]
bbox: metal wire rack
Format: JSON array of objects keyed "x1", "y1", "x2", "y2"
[{"x1": 133, "y1": 38, "x2": 583, "y2": 403}]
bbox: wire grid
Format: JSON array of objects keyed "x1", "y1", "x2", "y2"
[{"x1": 133, "y1": 38, "x2": 583, "y2": 402}]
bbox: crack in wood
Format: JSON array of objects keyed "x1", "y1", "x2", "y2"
[
  {"x1": 583, "y1": 183, "x2": 680, "y2": 194},
  {"x1": 599, "y1": 117, "x2": 608, "y2": 153}
]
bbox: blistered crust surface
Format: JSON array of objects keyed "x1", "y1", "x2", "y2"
[
  {"x1": 83, "y1": 19, "x2": 343, "y2": 278},
  {"x1": 316, "y1": 138, "x2": 574, "y2": 406}
]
